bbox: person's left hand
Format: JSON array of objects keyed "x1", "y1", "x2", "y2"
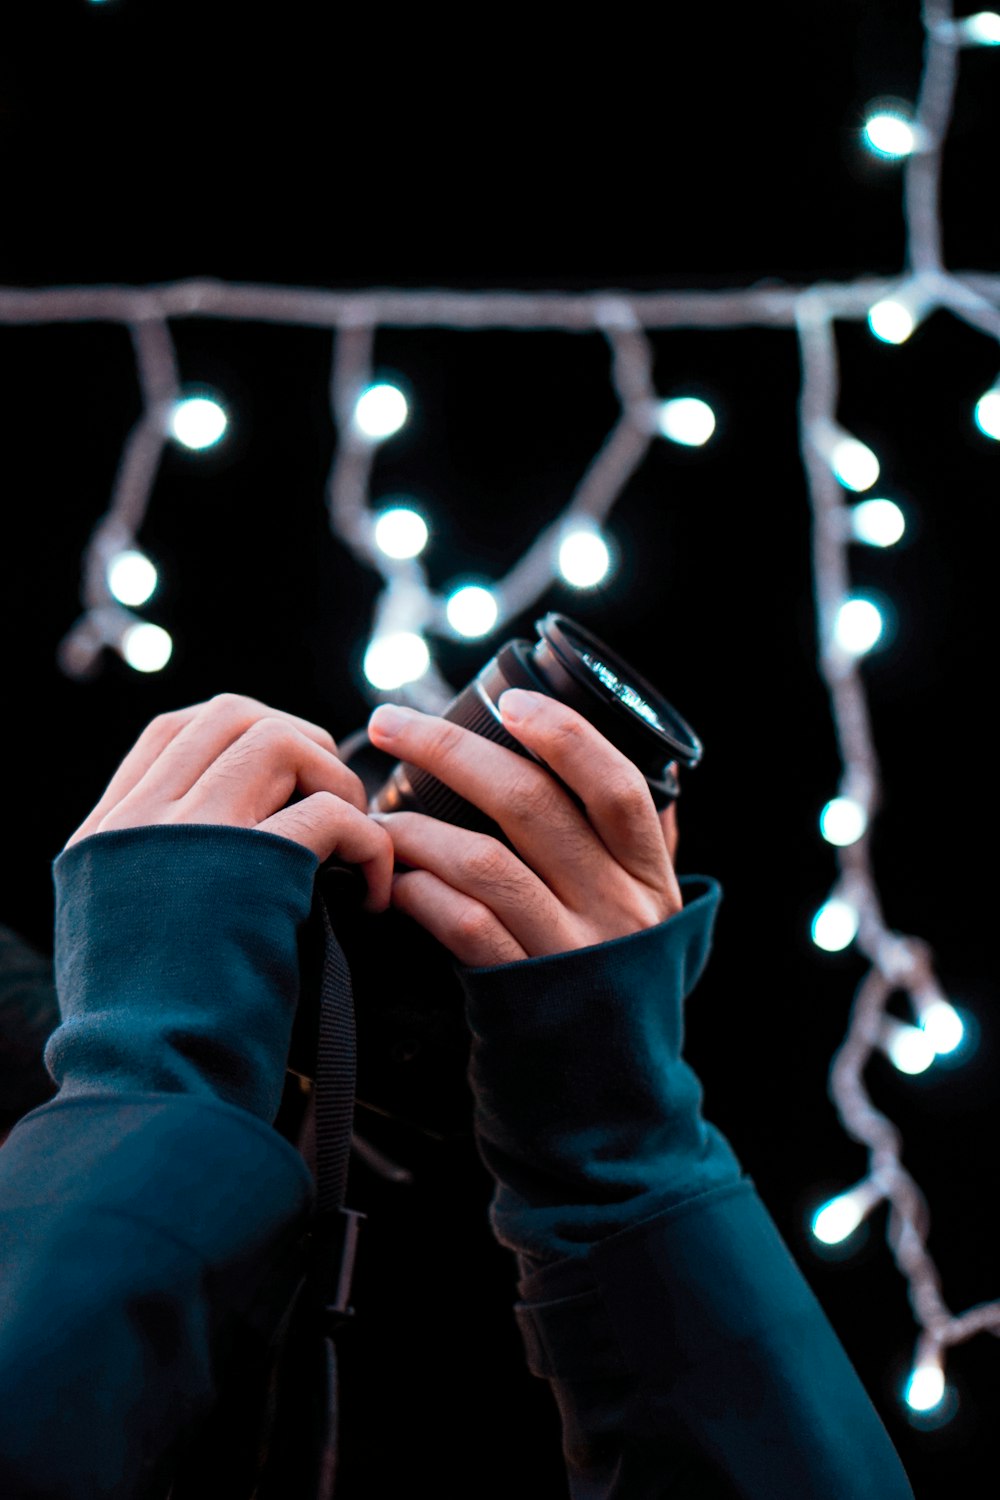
[{"x1": 366, "y1": 687, "x2": 683, "y2": 968}]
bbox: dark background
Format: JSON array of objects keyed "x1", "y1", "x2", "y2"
[{"x1": 2, "y1": 2, "x2": 998, "y2": 1495}]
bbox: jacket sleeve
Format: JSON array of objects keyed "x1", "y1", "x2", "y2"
[
  {"x1": 453, "y1": 876, "x2": 916, "y2": 1500},
  {"x1": 0, "y1": 825, "x2": 319, "y2": 1500}
]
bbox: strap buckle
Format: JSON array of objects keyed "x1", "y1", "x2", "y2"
[{"x1": 310, "y1": 1205, "x2": 366, "y2": 1334}]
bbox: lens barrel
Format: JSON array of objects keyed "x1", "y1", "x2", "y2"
[{"x1": 369, "y1": 613, "x2": 702, "y2": 853}]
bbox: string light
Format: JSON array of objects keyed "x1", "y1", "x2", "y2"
[
  {"x1": 833, "y1": 596, "x2": 885, "y2": 655},
  {"x1": 558, "y1": 524, "x2": 614, "y2": 589},
  {"x1": 353, "y1": 381, "x2": 408, "y2": 440},
  {"x1": 850, "y1": 498, "x2": 906, "y2": 547},
  {"x1": 819, "y1": 796, "x2": 868, "y2": 847},
  {"x1": 867, "y1": 279, "x2": 936, "y2": 344},
  {"x1": 827, "y1": 430, "x2": 881, "y2": 492},
  {"x1": 811, "y1": 896, "x2": 859, "y2": 953},
  {"x1": 655, "y1": 396, "x2": 717, "y2": 446},
  {"x1": 3, "y1": 0, "x2": 1000, "y2": 1430},
  {"x1": 811, "y1": 1176, "x2": 885, "y2": 1246},
  {"x1": 953, "y1": 10, "x2": 1000, "y2": 44},
  {"x1": 912, "y1": 985, "x2": 966, "y2": 1054},
  {"x1": 862, "y1": 106, "x2": 919, "y2": 160},
  {"x1": 362, "y1": 628, "x2": 430, "y2": 694},
  {"x1": 107, "y1": 549, "x2": 157, "y2": 607},
  {"x1": 879, "y1": 1016, "x2": 936, "y2": 1076},
  {"x1": 373, "y1": 504, "x2": 429, "y2": 560},
  {"x1": 169, "y1": 393, "x2": 228, "y2": 450},
  {"x1": 444, "y1": 584, "x2": 499, "y2": 639},
  {"x1": 973, "y1": 386, "x2": 1000, "y2": 438},
  {"x1": 121, "y1": 622, "x2": 173, "y2": 673}
]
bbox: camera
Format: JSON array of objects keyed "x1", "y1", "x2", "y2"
[{"x1": 364, "y1": 611, "x2": 702, "y2": 846}]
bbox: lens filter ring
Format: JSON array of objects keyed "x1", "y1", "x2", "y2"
[{"x1": 532, "y1": 613, "x2": 703, "y2": 771}]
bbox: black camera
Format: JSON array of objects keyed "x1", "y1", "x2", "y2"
[
  {"x1": 364, "y1": 611, "x2": 702, "y2": 844},
  {"x1": 288, "y1": 613, "x2": 703, "y2": 1137}
]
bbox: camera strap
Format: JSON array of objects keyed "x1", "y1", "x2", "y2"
[{"x1": 300, "y1": 881, "x2": 367, "y2": 1500}]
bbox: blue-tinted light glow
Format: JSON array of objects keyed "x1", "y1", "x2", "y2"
[
  {"x1": 445, "y1": 584, "x2": 499, "y2": 639},
  {"x1": 558, "y1": 527, "x2": 612, "y2": 588},
  {"x1": 863, "y1": 111, "x2": 916, "y2": 159},
  {"x1": 363, "y1": 631, "x2": 429, "y2": 692},
  {"x1": 834, "y1": 598, "x2": 884, "y2": 655},
  {"x1": 170, "y1": 396, "x2": 228, "y2": 450},
  {"x1": 974, "y1": 390, "x2": 1000, "y2": 439},
  {"x1": 851, "y1": 499, "x2": 906, "y2": 547},
  {"x1": 354, "y1": 383, "x2": 408, "y2": 440}
]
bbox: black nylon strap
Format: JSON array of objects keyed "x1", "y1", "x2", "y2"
[
  {"x1": 315, "y1": 890, "x2": 357, "y2": 1215},
  {"x1": 307, "y1": 876, "x2": 367, "y2": 1500}
]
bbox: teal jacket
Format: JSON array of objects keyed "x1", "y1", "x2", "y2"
[{"x1": 0, "y1": 821, "x2": 915, "y2": 1499}]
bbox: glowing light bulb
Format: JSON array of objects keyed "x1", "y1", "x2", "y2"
[
  {"x1": 558, "y1": 527, "x2": 612, "y2": 588},
  {"x1": 107, "y1": 550, "x2": 158, "y2": 607},
  {"x1": 354, "y1": 383, "x2": 408, "y2": 440},
  {"x1": 961, "y1": 11, "x2": 1000, "y2": 44},
  {"x1": 121, "y1": 622, "x2": 172, "y2": 673},
  {"x1": 820, "y1": 796, "x2": 868, "y2": 846},
  {"x1": 811, "y1": 1181, "x2": 881, "y2": 1245},
  {"x1": 868, "y1": 299, "x2": 917, "y2": 344},
  {"x1": 656, "y1": 397, "x2": 716, "y2": 447},
  {"x1": 169, "y1": 395, "x2": 228, "y2": 450},
  {"x1": 374, "y1": 504, "x2": 429, "y2": 559},
  {"x1": 851, "y1": 498, "x2": 905, "y2": 547},
  {"x1": 811, "y1": 898, "x2": 859, "y2": 952},
  {"x1": 882, "y1": 1018, "x2": 936, "y2": 1075},
  {"x1": 863, "y1": 110, "x2": 917, "y2": 159},
  {"x1": 974, "y1": 389, "x2": 1000, "y2": 439},
  {"x1": 919, "y1": 999, "x2": 965, "y2": 1055},
  {"x1": 905, "y1": 1360, "x2": 946, "y2": 1413},
  {"x1": 363, "y1": 630, "x2": 430, "y2": 691},
  {"x1": 834, "y1": 597, "x2": 884, "y2": 655},
  {"x1": 445, "y1": 585, "x2": 499, "y2": 639},
  {"x1": 830, "y1": 437, "x2": 880, "y2": 491}
]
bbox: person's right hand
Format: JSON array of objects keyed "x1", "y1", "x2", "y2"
[{"x1": 63, "y1": 693, "x2": 395, "y2": 913}]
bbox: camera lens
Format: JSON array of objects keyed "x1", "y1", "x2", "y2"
[{"x1": 369, "y1": 613, "x2": 702, "y2": 852}]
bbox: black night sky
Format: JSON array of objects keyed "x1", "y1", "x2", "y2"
[{"x1": 2, "y1": 3, "x2": 999, "y2": 1495}]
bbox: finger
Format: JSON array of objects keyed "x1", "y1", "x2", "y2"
[
  {"x1": 69, "y1": 690, "x2": 344, "y2": 846},
  {"x1": 260, "y1": 794, "x2": 395, "y2": 912},
  {"x1": 367, "y1": 702, "x2": 601, "y2": 907},
  {"x1": 368, "y1": 694, "x2": 672, "y2": 900},
  {"x1": 389, "y1": 867, "x2": 529, "y2": 967},
  {"x1": 370, "y1": 811, "x2": 573, "y2": 955},
  {"x1": 71, "y1": 695, "x2": 361, "y2": 847},
  {"x1": 497, "y1": 692, "x2": 680, "y2": 899},
  {"x1": 74, "y1": 720, "x2": 370, "y2": 854},
  {"x1": 174, "y1": 720, "x2": 367, "y2": 828}
]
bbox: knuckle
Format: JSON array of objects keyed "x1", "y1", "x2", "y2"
[
  {"x1": 605, "y1": 772, "x2": 653, "y2": 822},
  {"x1": 241, "y1": 715, "x2": 292, "y2": 749},
  {"x1": 207, "y1": 691, "x2": 258, "y2": 717},
  {"x1": 464, "y1": 837, "x2": 511, "y2": 883},
  {"x1": 421, "y1": 718, "x2": 460, "y2": 764},
  {"x1": 456, "y1": 902, "x2": 495, "y2": 944},
  {"x1": 549, "y1": 714, "x2": 587, "y2": 749},
  {"x1": 509, "y1": 762, "x2": 564, "y2": 820},
  {"x1": 145, "y1": 706, "x2": 190, "y2": 738}
]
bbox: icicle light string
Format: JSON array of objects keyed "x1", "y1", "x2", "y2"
[{"x1": 2, "y1": 0, "x2": 998, "y2": 1424}]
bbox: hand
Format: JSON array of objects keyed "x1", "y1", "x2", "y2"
[
  {"x1": 64, "y1": 693, "x2": 396, "y2": 914},
  {"x1": 367, "y1": 688, "x2": 683, "y2": 968}
]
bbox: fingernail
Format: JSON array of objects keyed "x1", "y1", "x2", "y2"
[
  {"x1": 369, "y1": 704, "x2": 415, "y2": 739},
  {"x1": 498, "y1": 689, "x2": 535, "y2": 724}
]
